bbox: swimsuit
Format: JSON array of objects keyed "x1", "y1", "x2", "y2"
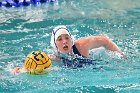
[
  {"x1": 57, "y1": 44, "x2": 96, "y2": 68},
  {"x1": 72, "y1": 44, "x2": 83, "y2": 57}
]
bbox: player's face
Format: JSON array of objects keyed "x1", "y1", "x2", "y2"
[{"x1": 56, "y1": 34, "x2": 73, "y2": 53}]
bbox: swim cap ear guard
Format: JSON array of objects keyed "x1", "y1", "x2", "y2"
[{"x1": 50, "y1": 25, "x2": 74, "y2": 51}]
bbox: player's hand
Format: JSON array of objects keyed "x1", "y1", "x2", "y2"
[
  {"x1": 11, "y1": 67, "x2": 21, "y2": 75},
  {"x1": 48, "y1": 54, "x2": 57, "y2": 60}
]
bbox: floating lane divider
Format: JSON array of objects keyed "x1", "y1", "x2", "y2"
[{"x1": 0, "y1": 0, "x2": 56, "y2": 7}]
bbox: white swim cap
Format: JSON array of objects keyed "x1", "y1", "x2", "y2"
[{"x1": 50, "y1": 25, "x2": 73, "y2": 49}]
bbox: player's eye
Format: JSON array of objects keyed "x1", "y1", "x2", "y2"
[
  {"x1": 57, "y1": 37, "x2": 62, "y2": 41},
  {"x1": 65, "y1": 35, "x2": 70, "y2": 39}
]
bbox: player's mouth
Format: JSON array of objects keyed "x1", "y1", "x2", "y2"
[{"x1": 63, "y1": 45, "x2": 69, "y2": 50}]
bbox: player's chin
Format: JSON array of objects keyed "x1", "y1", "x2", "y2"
[{"x1": 61, "y1": 49, "x2": 70, "y2": 54}]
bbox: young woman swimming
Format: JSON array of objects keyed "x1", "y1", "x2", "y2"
[
  {"x1": 49, "y1": 25, "x2": 125, "y2": 68},
  {"x1": 11, "y1": 25, "x2": 125, "y2": 74}
]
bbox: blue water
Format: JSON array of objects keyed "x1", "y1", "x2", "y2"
[{"x1": 0, "y1": 0, "x2": 140, "y2": 93}]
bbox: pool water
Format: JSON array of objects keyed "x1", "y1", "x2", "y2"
[{"x1": 0, "y1": 0, "x2": 140, "y2": 93}]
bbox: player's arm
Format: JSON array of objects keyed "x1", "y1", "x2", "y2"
[{"x1": 77, "y1": 35, "x2": 125, "y2": 57}]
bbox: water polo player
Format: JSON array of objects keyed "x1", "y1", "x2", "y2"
[
  {"x1": 49, "y1": 25, "x2": 125, "y2": 68},
  {"x1": 12, "y1": 25, "x2": 125, "y2": 74}
]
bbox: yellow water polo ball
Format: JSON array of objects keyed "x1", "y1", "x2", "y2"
[{"x1": 23, "y1": 51, "x2": 52, "y2": 74}]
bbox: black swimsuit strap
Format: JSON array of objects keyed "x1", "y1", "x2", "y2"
[{"x1": 72, "y1": 44, "x2": 82, "y2": 56}]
